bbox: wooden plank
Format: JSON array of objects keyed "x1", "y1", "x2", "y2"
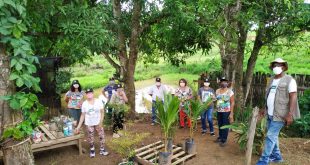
[
  {"x1": 172, "y1": 154, "x2": 196, "y2": 165},
  {"x1": 135, "y1": 141, "x2": 162, "y2": 153},
  {"x1": 141, "y1": 146, "x2": 181, "y2": 160},
  {"x1": 134, "y1": 156, "x2": 153, "y2": 165},
  {"x1": 41, "y1": 133, "x2": 48, "y2": 142},
  {"x1": 50, "y1": 131, "x2": 57, "y2": 138},
  {"x1": 32, "y1": 134, "x2": 83, "y2": 149},
  {"x1": 245, "y1": 107, "x2": 259, "y2": 165},
  {"x1": 171, "y1": 151, "x2": 185, "y2": 160},
  {"x1": 39, "y1": 125, "x2": 56, "y2": 140},
  {"x1": 32, "y1": 140, "x2": 78, "y2": 153},
  {"x1": 137, "y1": 144, "x2": 164, "y2": 157}
]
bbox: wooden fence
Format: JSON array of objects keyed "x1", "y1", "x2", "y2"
[{"x1": 196, "y1": 72, "x2": 310, "y2": 107}]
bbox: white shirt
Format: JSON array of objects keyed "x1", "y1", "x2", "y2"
[
  {"x1": 82, "y1": 99, "x2": 103, "y2": 126},
  {"x1": 267, "y1": 78, "x2": 297, "y2": 116},
  {"x1": 148, "y1": 85, "x2": 167, "y2": 101}
]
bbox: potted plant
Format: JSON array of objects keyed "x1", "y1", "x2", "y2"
[
  {"x1": 155, "y1": 94, "x2": 180, "y2": 165},
  {"x1": 107, "y1": 130, "x2": 149, "y2": 165},
  {"x1": 184, "y1": 98, "x2": 212, "y2": 154}
]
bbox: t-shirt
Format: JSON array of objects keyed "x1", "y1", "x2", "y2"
[
  {"x1": 103, "y1": 85, "x2": 117, "y2": 99},
  {"x1": 216, "y1": 89, "x2": 234, "y2": 112},
  {"x1": 148, "y1": 85, "x2": 167, "y2": 101},
  {"x1": 65, "y1": 91, "x2": 84, "y2": 109},
  {"x1": 175, "y1": 87, "x2": 193, "y2": 101},
  {"x1": 81, "y1": 99, "x2": 103, "y2": 126},
  {"x1": 198, "y1": 87, "x2": 215, "y2": 107},
  {"x1": 267, "y1": 78, "x2": 297, "y2": 116},
  {"x1": 110, "y1": 93, "x2": 126, "y2": 105}
]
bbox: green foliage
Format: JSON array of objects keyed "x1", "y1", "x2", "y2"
[
  {"x1": 221, "y1": 117, "x2": 267, "y2": 155},
  {"x1": 289, "y1": 114, "x2": 310, "y2": 138},
  {"x1": 299, "y1": 89, "x2": 310, "y2": 116},
  {"x1": 55, "y1": 69, "x2": 72, "y2": 95},
  {"x1": 155, "y1": 94, "x2": 180, "y2": 152},
  {"x1": 185, "y1": 98, "x2": 212, "y2": 139},
  {"x1": 107, "y1": 131, "x2": 149, "y2": 160},
  {"x1": 0, "y1": 0, "x2": 45, "y2": 141},
  {"x1": 234, "y1": 106, "x2": 254, "y2": 123}
]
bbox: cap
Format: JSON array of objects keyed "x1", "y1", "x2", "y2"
[
  {"x1": 155, "y1": 77, "x2": 161, "y2": 82},
  {"x1": 204, "y1": 78, "x2": 210, "y2": 83},
  {"x1": 72, "y1": 80, "x2": 79, "y2": 84},
  {"x1": 116, "y1": 84, "x2": 123, "y2": 89},
  {"x1": 269, "y1": 58, "x2": 288, "y2": 71},
  {"x1": 85, "y1": 88, "x2": 94, "y2": 93},
  {"x1": 220, "y1": 77, "x2": 228, "y2": 82}
]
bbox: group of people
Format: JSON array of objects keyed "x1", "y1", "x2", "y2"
[
  {"x1": 64, "y1": 78, "x2": 128, "y2": 158},
  {"x1": 64, "y1": 58, "x2": 300, "y2": 165},
  {"x1": 149, "y1": 77, "x2": 234, "y2": 146}
]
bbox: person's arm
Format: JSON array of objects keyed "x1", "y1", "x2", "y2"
[
  {"x1": 229, "y1": 93, "x2": 235, "y2": 122},
  {"x1": 65, "y1": 91, "x2": 70, "y2": 103},
  {"x1": 75, "y1": 112, "x2": 85, "y2": 133},
  {"x1": 99, "y1": 107, "x2": 105, "y2": 127},
  {"x1": 102, "y1": 88, "x2": 108, "y2": 99},
  {"x1": 188, "y1": 87, "x2": 193, "y2": 100},
  {"x1": 122, "y1": 91, "x2": 128, "y2": 103},
  {"x1": 285, "y1": 92, "x2": 297, "y2": 125},
  {"x1": 197, "y1": 89, "x2": 202, "y2": 103}
]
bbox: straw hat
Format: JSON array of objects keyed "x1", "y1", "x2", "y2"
[{"x1": 269, "y1": 58, "x2": 288, "y2": 71}]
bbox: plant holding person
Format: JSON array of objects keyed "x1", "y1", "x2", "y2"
[
  {"x1": 109, "y1": 84, "x2": 128, "y2": 138},
  {"x1": 75, "y1": 88, "x2": 109, "y2": 158}
]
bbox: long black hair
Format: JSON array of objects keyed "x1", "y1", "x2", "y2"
[{"x1": 70, "y1": 80, "x2": 82, "y2": 92}]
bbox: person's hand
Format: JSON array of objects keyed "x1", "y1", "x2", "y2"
[
  {"x1": 258, "y1": 109, "x2": 266, "y2": 120},
  {"x1": 284, "y1": 113, "x2": 293, "y2": 126},
  {"x1": 229, "y1": 113, "x2": 234, "y2": 123},
  {"x1": 75, "y1": 127, "x2": 80, "y2": 134}
]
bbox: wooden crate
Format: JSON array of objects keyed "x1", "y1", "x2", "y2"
[
  {"x1": 31, "y1": 125, "x2": 84, "y2": 155},
  {"x1": 134, "y1": 141, "x2": 196, "y2": 165}
]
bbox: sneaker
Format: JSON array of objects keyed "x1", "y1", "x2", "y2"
[
  {"x1": 90, "y1": 150, "x2": 95, "y2": 158},
  {"x1": 100, "y1": 148, "x2": 109, "y2": 156},
  {"x1": 201, "y1": 131, "x2": 207, "y2": 135},
  {"x1": 269, "y1": 155, "x2": 284, "y2": 163},
  {"x1": 210, "y1": 132, "x2": 215, "y2": 136},
  {"x1": 219, "y1": 141, "x2": 227, "y2": 147},
  {"x1": 113, "y1": 133, "x2": 120, "y2": 138},
  {"x1": 151, "y1": 123, "x2": 155, "y2": 126}
]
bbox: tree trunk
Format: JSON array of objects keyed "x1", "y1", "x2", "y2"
[
  {"x1": 242, "y1": 28, "x2": 264, "y2": 106},
  {"x1": 0, "y1": 44, "x2": 34, "y2": 164},
  {"x1": 3, "y1": 138, "x2": 34, "y2": 165}
]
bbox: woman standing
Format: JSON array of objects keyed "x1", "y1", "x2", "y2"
[
  {"x1": 76, "y1": 88, "x2": 109, "y2": 158},
  {"x1": 175, "y1": 78, "x2": 193, "y2": 128},
  {"x1": 198, "y1": 78, "x2": 216, "y2": 136},
  {"x1": 215, "y1": 77, "x2": 234, "y2": 147},
  {"x1": 65, "y1": 80, "x2": 84, "y2": 125},
  {"x1": 110, "y1": 84, "x2": 128, "y2": 138}
]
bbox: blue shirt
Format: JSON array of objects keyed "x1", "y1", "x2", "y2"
[{"x1": 103, "y1": 85, "x2": 117, "y2": 99}]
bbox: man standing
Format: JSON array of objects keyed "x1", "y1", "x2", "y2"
[
  {"x1": 149, "y1": 77, "x2": 167, "y2": 125},
  {"x1": 102, "y1": 77, "x2": 117, "y2": 101},
  {"x1": 257, "y1": 58, "x2": 300, "y2": 165}
]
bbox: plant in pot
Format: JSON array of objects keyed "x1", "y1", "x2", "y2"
[
  {"x1": 155, "y1": 94, "x2": 180, "y2": 165},
  {"x1": 107, "y1": 130, "x2": 150, "y2": 165},
  {"x1": 184, "y1": 98, "x2": 212, "y2": 154}
]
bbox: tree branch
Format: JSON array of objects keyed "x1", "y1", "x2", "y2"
[
  {"x1": 102, "y1": 53, "x2": 120, "y2": 71},
  {"x1": 140, "y1": 12, "x2": 171, "y2": 34}
]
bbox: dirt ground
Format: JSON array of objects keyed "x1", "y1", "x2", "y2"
[{"x1": 34, "y1": 117, "x2": 310, "y2": 165}]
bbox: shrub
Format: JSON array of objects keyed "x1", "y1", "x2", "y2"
[{"x1": 299, "y1": 89, "x2": 310, "y2": 116}]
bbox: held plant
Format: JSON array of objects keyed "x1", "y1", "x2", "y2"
[{"x1": 155, "y1": 94, "x2": 180, "y2": 152}]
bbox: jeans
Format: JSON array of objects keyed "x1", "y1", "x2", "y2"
[
  {"x1": 68, "y1": 109, "x2": 81, "y2": 122},
  {"x1": 256, "y1": 116, "x2": 284, "y2": 165},
  {"x1": 201, "y1": 107, "x2": 214, "y2": 133},
  {"x1": 152, "y1": 101, "x2": 156, "y2": 124},
  {"x1": 217, "y1": 111, "x2": 230, "y2": 143}
]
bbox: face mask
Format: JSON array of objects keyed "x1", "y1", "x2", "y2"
[
  {"x1": 220, "y1": 82, "x2": 228, "y2": 88},
  {"x1": 180, "y1": 82, "x2": 186, "y2": 87},
  {"x1": 156, "y1": 82, "x2": 161, "y2": 86},
  {"x1": 73, "y1": 84, "x2": 79, "y2": 88},
  {"x1": 204, "y1": 82, "x2": 210, "y2": 87},
  {"x1": 273, "y1": 66, "x2": 283, "y2": 75},
  {"x1": 86, "y1": 93, "x2": 93, "y2": 99}
]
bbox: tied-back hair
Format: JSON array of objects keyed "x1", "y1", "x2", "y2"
[
  {"x1": 179, "y1": 78, "x2": 187, "y2": 86},
  {"x1": 70, "y1": 82, "x2": 82, "y2": 92}
]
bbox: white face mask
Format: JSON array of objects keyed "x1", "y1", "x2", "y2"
[
  {"x1": 273, "y1": 66, "x2": 283, "y2": 75},
  {"x1": 73, "y1": 84, "x2": 79, "y2": 88},
  {"x1": 204, "y1": 82, "x2": 210, "y2": 87},
  {"x1": 156, "y1": 82, "x2": 161, "y2": 86},
  {"x1": 180, "y1": 82, "x2": 186, "y2": 87}
]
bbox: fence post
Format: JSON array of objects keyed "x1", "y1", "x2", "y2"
[{"x1": 245, "y1": 106, "x2": 260, "y2": 165}]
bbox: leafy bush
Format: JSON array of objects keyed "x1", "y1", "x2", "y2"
[
  {"x1": 55, "y1": 69, "x2": 72, "y2": 95},
  {"x1": 286, "y1": 114, "x2": 310, "y2": 138},
  {"x1": 299, "y1": 89, "x2": 310, "y2": 116}
]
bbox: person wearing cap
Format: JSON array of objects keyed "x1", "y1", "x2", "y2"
[
  {"x1": 256, "y1": 58, "x2": 300, "y2": 165},
  {"x1": 76, "y1": 88, "x2": 109, "y2": 158},
  {"x1": 175, "y1": 78, "x2": 193, "y2": 128},
  {"x1": 148, "y1": 77, "x2": 167, "y2": 125},
  {"x1": 65, "y1": 80, "x2": 84, "y2": 125},
  {"x1": 102, "y1": 77, "x2": 117, "y2": 100},
  {"x1": 198, "y1": 79, "x2": 216, "y2": 136},
  {"x1": 109, "y1": 84, "x2": 128, "y2": 138},
  {"x1": 214, "y1": 77, "x2": 234, "y2": 147}
]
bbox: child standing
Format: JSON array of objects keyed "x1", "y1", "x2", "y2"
[{"x1": 76, "y1": 88, "x2": 109, "y2": 158}]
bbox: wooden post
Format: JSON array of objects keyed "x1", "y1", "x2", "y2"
[{"x1": 245, "y1": 107, "x2": 260, "y2": 165}]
